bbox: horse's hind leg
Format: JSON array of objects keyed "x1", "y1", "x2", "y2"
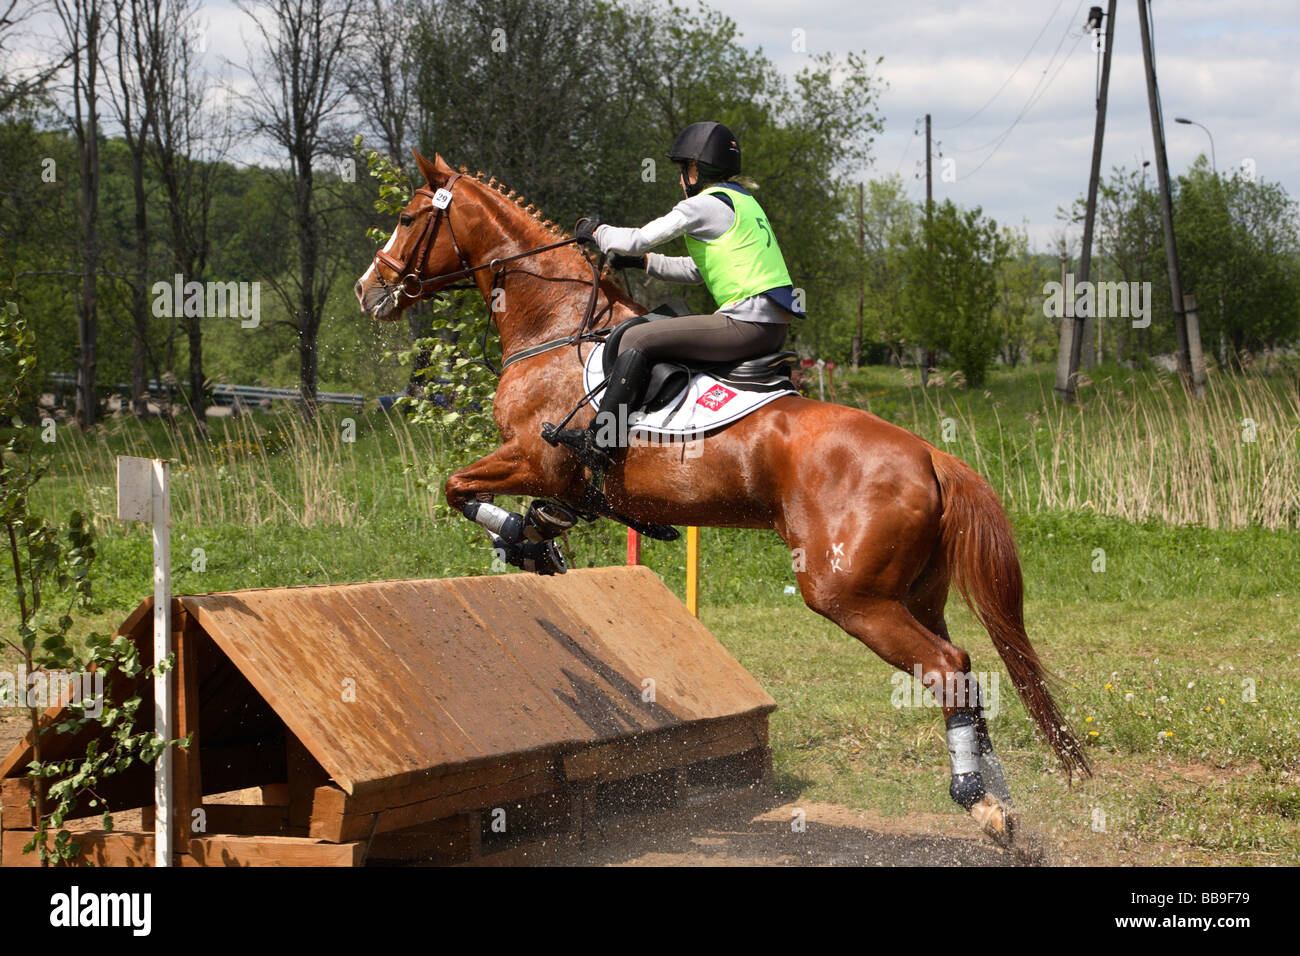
[
  {"x1": 905, "y1": 558, "x2": 1018, "y2": 824},
  {"x1": 802, "y1": 581, "x2": 1017, "y2": 845}
]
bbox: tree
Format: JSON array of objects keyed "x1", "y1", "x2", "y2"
[
  {"x1": 151, "y1": 0, "x2": 229, "y2": 424},
  {"x1": 52, "y1": 0, "x2": 108, "y2": 426},
  {"x1": 1176, "y1": 156, "x2": 1300, "y2": 365},
  {"x1": 105, "y1": 0, "x2": 164, "y2": 416},
  {"x1": 901, "y1": 199, "x2": 1007, "y2": 387},
  {"x1": 1078, "y1": 165, "x2": 1170, "y2": 364},
  {"x1": 397, "y1": 0, "x2": 884, "y2": 356},
  {"x1": 0, "y1": 0, "x2": 70, "y2": 115},
  {"x1": 991, "y1": 225, "x2": 1054, "y2": 368},
  {"x1": 239, "y1": 0, "x2": 357, "y2": 414},
  {"x1": 856, "y1": 174, "x2": 917, "y2": 363}
]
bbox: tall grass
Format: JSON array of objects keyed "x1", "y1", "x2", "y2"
[
  {"x1": 44, "y1": 365, "x2": 1300, "y2": 535},
  {"x1": 909, "y1": 368, "x2": 1300, "y2": 530},
  {"x1": 50, "y1": 406, "x2": 447, "y2": 531}
]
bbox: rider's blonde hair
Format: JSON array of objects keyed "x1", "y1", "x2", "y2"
[{"x1": 702, "y1": 172, "x2": 759, "y2": 191}]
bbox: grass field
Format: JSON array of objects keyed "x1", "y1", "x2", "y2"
[{"x1": 3, "y1": 361, "x2": 1297, "y2": 863}]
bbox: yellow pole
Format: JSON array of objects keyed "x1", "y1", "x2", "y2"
[{"x1": 686, "y1": 525, "x2": 700, "y2": 617}]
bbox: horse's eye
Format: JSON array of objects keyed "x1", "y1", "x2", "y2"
[{"x1": 399, "y1": 214, "x2": 414, "y2": 227}]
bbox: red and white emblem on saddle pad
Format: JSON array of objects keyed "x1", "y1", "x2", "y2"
[{"x1": 696, "y1": 384, "x2": 737, "y2": 411}]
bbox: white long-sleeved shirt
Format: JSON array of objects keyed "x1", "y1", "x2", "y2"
[{"x1": 594, "y1": 193, "x2": 797, "y2": 324}]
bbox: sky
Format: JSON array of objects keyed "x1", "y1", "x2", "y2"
[
  {"x1": 705, "y1": 0, "x2": 1300, "y2": 250},
  {"x1": 15, "y1": 0, "x2": 1300, "y2": 252}
]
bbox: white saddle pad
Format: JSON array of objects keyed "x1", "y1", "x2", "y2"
[{"x1": 581, "y1": 342, "x2": 795, "y2": 437}]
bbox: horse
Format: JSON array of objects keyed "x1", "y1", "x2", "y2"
[{"x1": 354, "y1": 148, "x2": 1090, "y2": 849}]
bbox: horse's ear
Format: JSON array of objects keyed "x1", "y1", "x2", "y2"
[{"x1": 411, "y1": 148, "x2": 439, "y2": 186}]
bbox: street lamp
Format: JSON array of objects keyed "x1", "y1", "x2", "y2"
[{"x1": 1174, "y1": 117, "x2": 1217, "y2": 174}]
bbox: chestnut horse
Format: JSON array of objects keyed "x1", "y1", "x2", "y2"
[{"x1": 355, "y1": 149, "x2": 1089, "y2": 848}]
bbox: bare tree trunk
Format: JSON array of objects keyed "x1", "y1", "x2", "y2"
[
  {"x1": 129, "y1": 160, "x2": 149, "y2": 414},
  {"x1": 109, "y1": 0, "x2": 165, "y2": 417},
  {"x1": 240, "y1": 0, "x2": 357, "y2": 421},
  {"x1": 150, "y1": 0, "x2": 225, "y2": 429},
  {"x1": 56, "y1": 0, "x2": 106, "y2": 427},
  {"x1": 295, "y1": 167, "x2": 320, "y2": 415}
]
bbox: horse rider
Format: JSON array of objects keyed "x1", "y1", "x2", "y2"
[{"x1": 542, "y1": 121, "x2": 803, "y2": 473}]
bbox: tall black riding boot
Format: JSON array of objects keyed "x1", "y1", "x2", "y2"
[{"x1": 542, "y1": 348, "x2": 651, "y2": 473}]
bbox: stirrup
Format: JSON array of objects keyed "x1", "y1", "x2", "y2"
[{"x1": 541, "y1": 421, "x2": 612, "y2": 472}]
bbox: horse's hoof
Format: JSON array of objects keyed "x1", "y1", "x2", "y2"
[{"x1": 970, "y1": 793, "x2": 1018, "y2": 848}]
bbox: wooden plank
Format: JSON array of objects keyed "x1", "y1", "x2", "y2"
[
  {"x1": 199, "y1": 804, "x2": 291, "y2": 836},
  {"x1": 173, "y1": 611, "x2": 203, "y2": 853},
  {"x1": 260, "y1": 783, "x2": 290, "y2": 805},
  {"x1": 4, "y1": 827, "x2": 153, "y2": 867},
  {"x1": 443, "y1": 575, "x2": 668, "y2": 738},
  {"x1": 1, "y1": 777, "x2": 36, "y2": 827},
  {"x1": 184, "y1": 834, "x2": 364, "y2": 867},
  {"x1": 563, "y1": 713, "x2": 768, "y2": 784},
  {"x1": 287, "y1": 731, "x2": 330, "y2": 831},
  {"x1": 308, "y1": 785, "x2": 348, "y2": 841},
  {"x1": 310, "y1": 751, "x2": 560, "y2": 822},
  {"x1": 552, "y1": 567, "x2": 778, "y2": 719},
  {"x1": 321, "y1": 763, "x2": 559, "y2": 844}
]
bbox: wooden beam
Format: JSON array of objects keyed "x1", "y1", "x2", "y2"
[
  {"x1": 311, "y1": 761, "x2": 558, "y2": 844},
  {"x1": 184, "y1": 834, "x2": 364, "y2": 867},
  {"x1": 173, "y1": 610, "x2": 203, "y2": 852},
  {"x1": 1, "y1": 777, "x2": 37, "y2": 827},
  {"x1": 3, "y1": 827, "x2": 153, "y2": 867},
  {"x1": 563, "y1": 713, "x2": 767, "y2": 784}
]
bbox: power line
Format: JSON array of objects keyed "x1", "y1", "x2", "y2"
[
  {"x1": 892, "y1": 117, "x2": 919, "y2": 175},
  {"x1": 935, "y1": 0, "x2": 1068, "y2": 131},
  {"x1": 950, "y1": 0, "x2": 1086, "y2": 155},
  {"x1": 955, "y1": 26, "x2": 1088, "y2": 181}
]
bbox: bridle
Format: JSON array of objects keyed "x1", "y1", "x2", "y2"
[
  {"x1": 369, "y1": 173, "x2": 614, "y2": 374},
  {"x1": 370, "y1": 172, "x2": 472, "y2": 305}
]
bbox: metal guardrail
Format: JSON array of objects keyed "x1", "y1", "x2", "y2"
[
  {"x1": 211, "y1": 384, "x2": 364, "y2": 411},
  {"x1": 46, "y1": 373, "x2": 364, "y2": 412}
]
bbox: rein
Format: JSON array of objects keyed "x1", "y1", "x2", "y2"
[{"x1": 372, "y1": 174, "x2": 613, "y2": 377}]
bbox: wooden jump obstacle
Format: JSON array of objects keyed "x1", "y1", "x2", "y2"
[{"x1": 1, "y1": 567, "x2": 775, "y2": 866}]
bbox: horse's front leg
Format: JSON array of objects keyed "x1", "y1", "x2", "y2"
[
  {"x1": 445, "y1": 441, "x2": 584, "y2": 575},
  {"x1": 444, "y1": 440, "x2": 575, "y2": 511}
]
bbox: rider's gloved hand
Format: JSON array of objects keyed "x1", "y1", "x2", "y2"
[
  {"x1": 609, "y1": 254, "x2": 647, "y2": 270},
  {"x1": 574, "y1": 216, "x2": 602, "y2": 247}
]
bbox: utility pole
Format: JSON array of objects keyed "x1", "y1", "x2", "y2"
[
  {"x1": 925, "y1": 113, "x2": 933, "y2": 217},
  {"x1": 1136, "y1": 0, "x2": 1204, "y2": 395},
  {"x1": 1056, "y1": 2, "x2": 1115, "y2": 403},
  {"x1": 921, "y1": 113, "x2": 934, "y2": 382},
  {"x1": 853, "y1": 182, "x2": 864, "y2": 370}
]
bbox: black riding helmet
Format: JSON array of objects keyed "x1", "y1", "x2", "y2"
[{"x1": 668, "y1": 121, "x2": 741, "y2": 196}]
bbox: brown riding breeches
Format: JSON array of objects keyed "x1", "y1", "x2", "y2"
[{"x1": 615, "y1": 313, "x2": 789, "y2": 363}]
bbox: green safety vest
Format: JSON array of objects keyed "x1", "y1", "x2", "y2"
[{"x1": 683, "y1": 185, "x2": 794, "y2": 310}]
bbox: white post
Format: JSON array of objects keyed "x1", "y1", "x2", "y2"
[
  {"x1": 815, "y1": 358, "x2": 826, "y2": 402},
  {"x1": 117, "y1": 457, "x2": 172, "y2": 867}
]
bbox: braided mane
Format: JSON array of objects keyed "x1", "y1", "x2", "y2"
[{"x1": 460, "y1": 165, "x2": 569, "y2": 239}]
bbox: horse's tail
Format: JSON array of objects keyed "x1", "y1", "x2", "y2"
[{"x1": 929, "y1": 447, "x2": 1091, "y2": 779}]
